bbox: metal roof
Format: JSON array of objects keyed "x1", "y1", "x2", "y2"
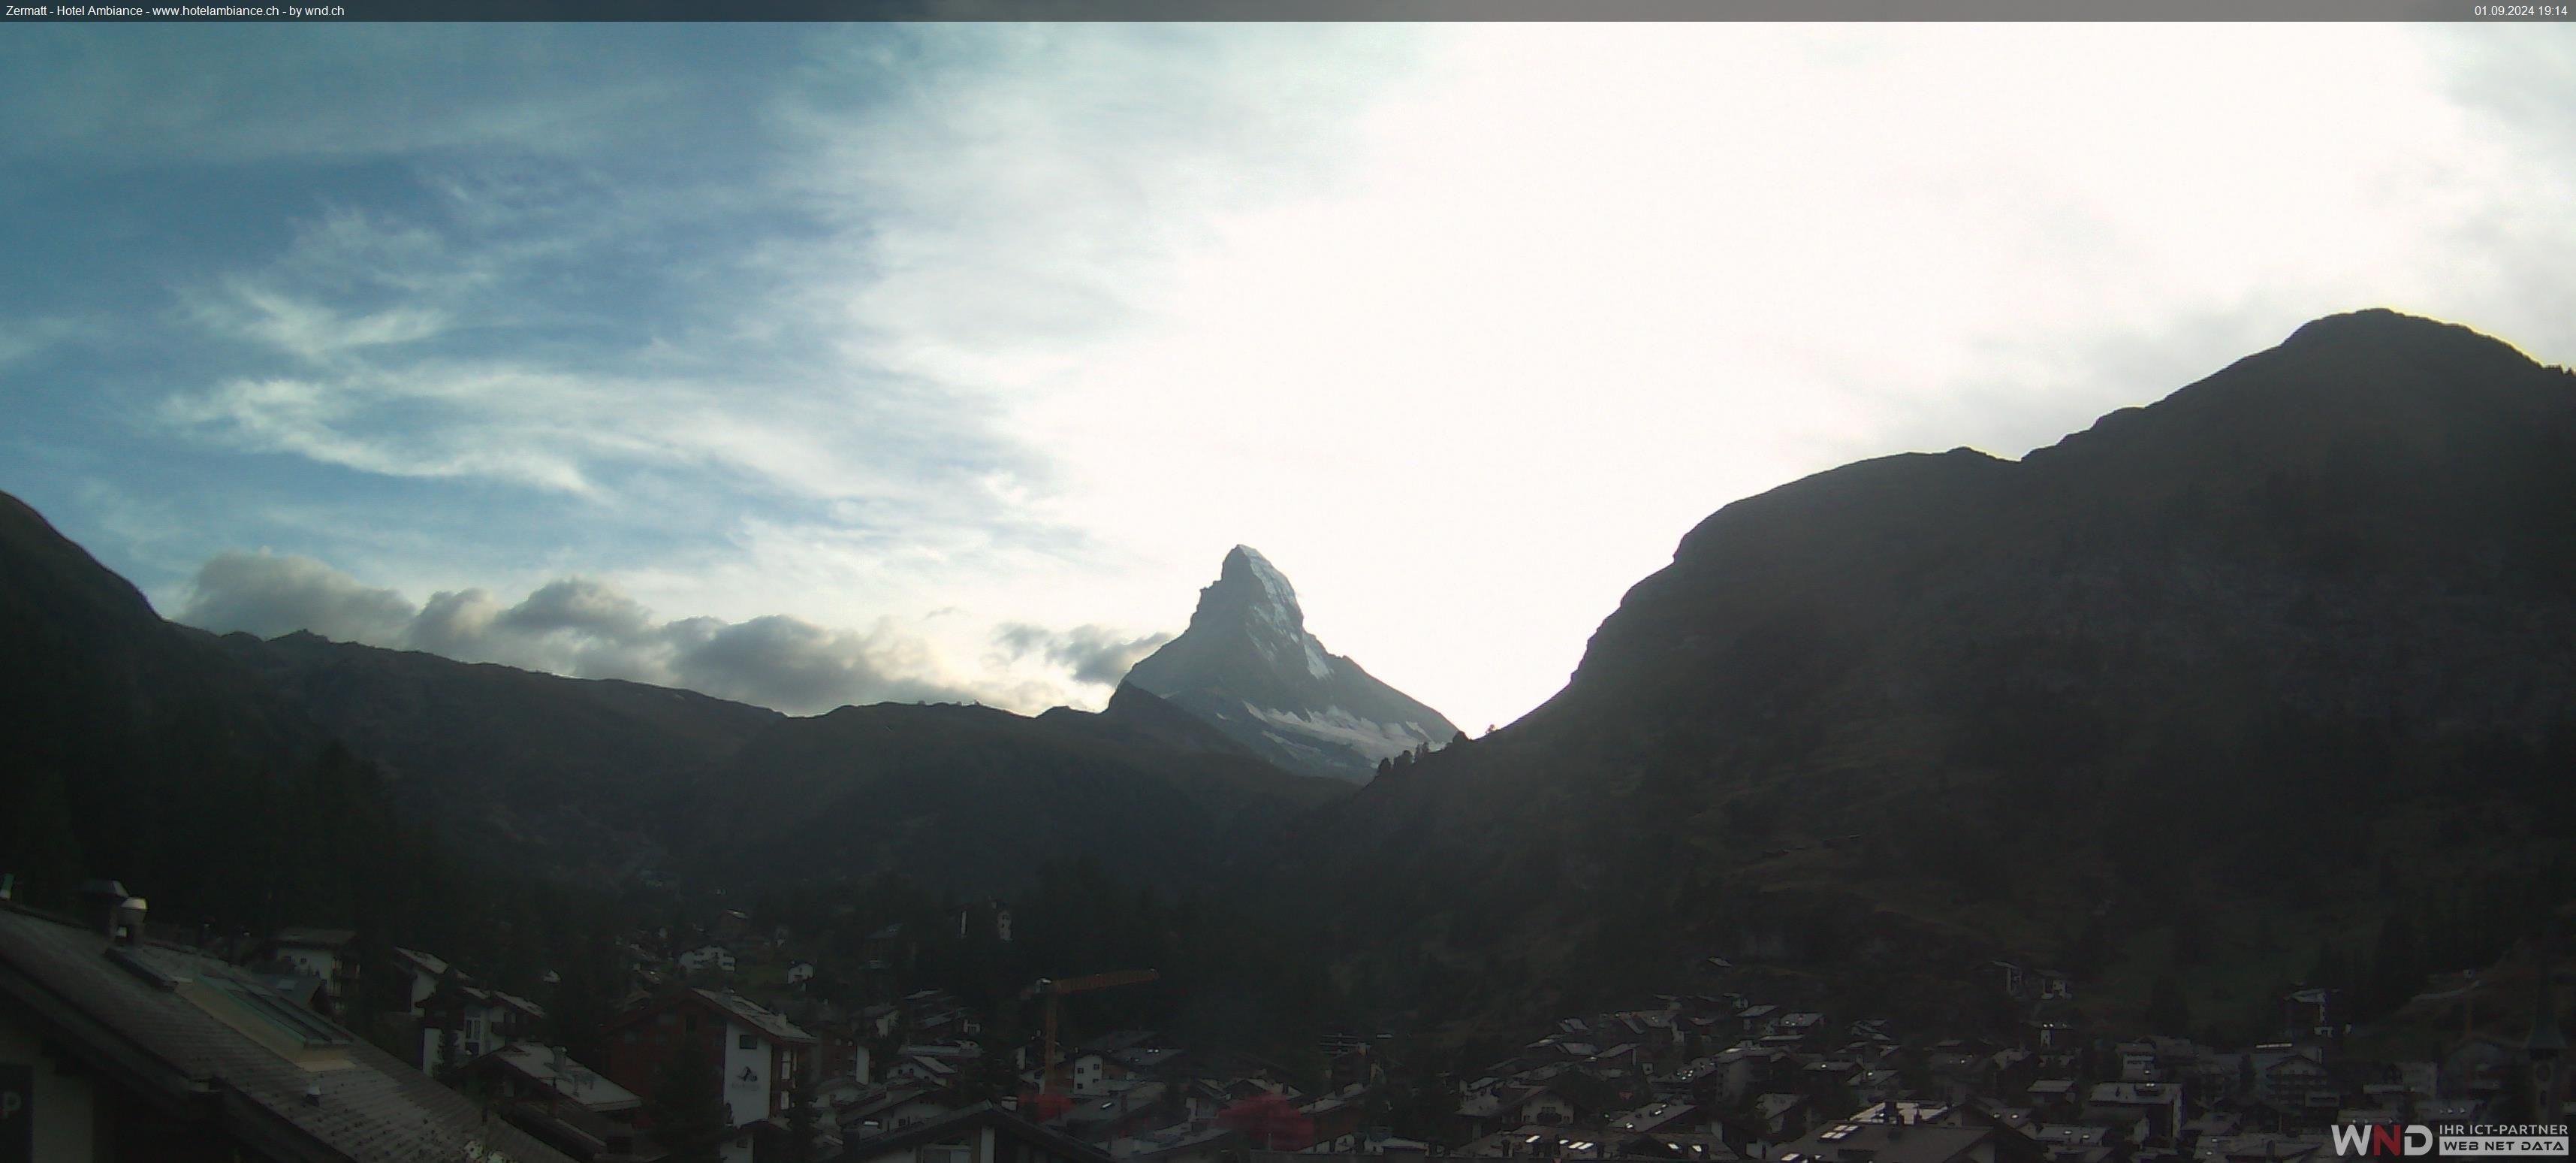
[{"x1": 0, "y1": 903, "x2": 575, "y2": 1163}]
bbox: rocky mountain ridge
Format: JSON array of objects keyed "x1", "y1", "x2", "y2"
[{"x1": 1124, "y1": 545, "x2": 1460, "y2": 783}]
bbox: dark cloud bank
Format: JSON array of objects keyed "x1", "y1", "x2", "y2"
[{"x1": 176, "y1": 550, "x2": 1125, "y2": 715}]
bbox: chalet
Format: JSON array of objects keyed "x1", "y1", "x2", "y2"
[
  {"x1": 2441, "y1": 1034, "x2": 2522, "y2": 1100},
  {"x1": 843, "y1": 1084, "x2": 959, "y2": 1139},
  {"x1": 421, "y1": 980, "x2": 547, "y2": 1074},
  {"x1": 2250, "y1": 1046, "x2": 2337, "y2": 1114},
  {"x1": 1302, "y1": 1086, "x2": 1371, "y2": 1151},
  {"x1": 264, "y1": 926, "x2": 361, "y2": 1017},
  {"x1": 1069, "y1": 1052, "x2": 1110, "y2": 1095},
  {"x1": 1511, "y1": 1084, "x2": 1578, "y2": 1126},
  {"x1": 605, "y1": 988, "x2": 819, "y2": 1129},
  {"x1": 1709, "y1": 1047, "x2": 1792, "y2": 1103},
  {"x1": 471, "y1": 1041, "x2": 645, "y2": 1116},
  {"x1": 0, "y1": 898, "x2": 575, "y2": 1162},
  {"x1": 1754, "y1": 1092, "x2": 1809, "y2": 1140},
  {"x1": 1075, "y1": 1029, "x2": 1155, "y2": 1057},
  {"x1": 1848, "y1": 1100, "x2": 1960, "y2": 1126},
  {"x1": 1115, "y1": 1045, "x2": 1187, "y2": 1082},
  {"x1": 2025, "y1": 1080, "x2": 2077, "y2": 1121},
  {"x1": 461, "y1": 1042, "x2": 659, "y2": 1162},
  {"x1": 2280, "y1": 989, "x2": 2335, "y2": 1041},
  {"x1": 837, "y1": 1101, "x2": 1115, "y2": 1163},
  {"x1": 891, "y1": 1051, "x2": 963, "y2": 1089},
  {"x1": 1775, "y1": 1013, "x2": 1825, "y2": 1041},
  {"x1": 680, "y1": 944, "x2": 738, "y2": 974},
  {"x1": 389, "y1": 945, "x2": 451, "y2": 1013},
  {"x1": 738, "y1": 1112, "x2": 843, "y2": 1163},
  {"x1": 2025, "y1": 1019, "x2": 2075, "y2": 1052},
  {"x1": 2086, "y1": 1081, "x2": 2183, "y2": 1146}
]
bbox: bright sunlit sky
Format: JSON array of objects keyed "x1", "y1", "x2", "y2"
[{"x1": 4, "y1": 24, "x2": 2572, "y2": 727}]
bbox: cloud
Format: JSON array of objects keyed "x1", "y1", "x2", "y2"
[
  {"x1": 149, "y1": 98, "x2": 1063, "y2": 533},
  {"x1": 994, "y1": 623, "x2": 1174, "y2": 687},
  {"x1": 177, "y1": 551, "x2": 418, "y2": 645},
  {"x1": 0, "y1": 26, "x2": 744, "y2": 165},
  {"x1": 171, "y1": 551, "x2": 1043, "y2": 716},
  {"x1": 0, "y1": 316, "x2": 96, "y2": 370},
  {"x1": 671, "y1": 615, "x2": 966, "y2": 713}
]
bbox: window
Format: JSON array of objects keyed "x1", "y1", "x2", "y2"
[
  {"x1": 923, "y1": 1143, "x2": 972, "y2": 1163},
  {"x1": 740, "y1": 1033, "x2": 759, "y2": 1050}
]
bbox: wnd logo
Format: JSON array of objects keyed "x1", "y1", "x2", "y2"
[{"x1": 2328, "y1": 1124, "x2": 2435, "y2": 1157}]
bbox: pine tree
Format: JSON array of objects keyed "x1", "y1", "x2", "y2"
[
  {"x1": 2172, "y1": 910, "x2": 2210, "y2": 968},
  {"x1": 2146, "y1": 974, "x2": 2191, "y2": 1038},
  {"x1": 2369, "y1": 914, "x2": 2423, "y2": 1017},
  {"x1": 435, "y1": 1026, "x2": 465, "y2": 1083},
  {"x1": 5, "y1": 769, "x2": 88, "y2": 911},
  {"x1": 785, "y1": 1074, "x2": 820, "y2": 1163},
  {"x1": 650, "y1": 1040, "x2": 729, "y2": 1163},
  {"x1": 2306, "y1": 941, "x2": 2343, "y2": 989},
  {"x1": 2067, "y1": 914, "x2": 2116, "y2": 980}
]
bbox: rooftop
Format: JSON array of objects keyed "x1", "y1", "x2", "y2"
[
  {"x1": 0, "y1": 902, "x2": 573, "y2": 1163},
  {"x1": 484, "y1": 1041, "x2": 643, "y2": 1113}
]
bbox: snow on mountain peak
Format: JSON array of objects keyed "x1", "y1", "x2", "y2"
[
  {"x1": 1221, "y1": 545, "x2": 1303, "y2": 628},
  {"x1": 1124, "y1": 545, "x2": 1458, "y2": 783}
]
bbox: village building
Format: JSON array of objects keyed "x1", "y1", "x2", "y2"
[
  {"x1": 419, "y1": 979, "x2": 547, "y2": 1074},
  {"x1": 460, "y1": 1042, "x2": 660, "y2": 1162},
  {"x1": 605, "y1": 987, "x2": 818, "y2": 1129}
]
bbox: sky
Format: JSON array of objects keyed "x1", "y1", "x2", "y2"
[{"x1": 4, "y1": 23, "x2": 2573, "y2": 730}]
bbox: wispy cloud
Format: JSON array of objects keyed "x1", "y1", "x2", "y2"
[
  {"x1": 994, "y1": 623, "x2": 1174, "y2": 687},
  {"x1": 158, "y1": 177, "x2": 1045, "y2": 515},
  {"x1": 0, "y1": 316, "x2": 98, "y2": 370}
]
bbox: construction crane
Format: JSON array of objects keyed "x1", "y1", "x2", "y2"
[{"x1": 1025, "y1": 968, "x2": 1159, "y2": 1096}]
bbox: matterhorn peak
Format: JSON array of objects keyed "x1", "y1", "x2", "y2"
[{"x1": 1124, "y1": 545, "x2": 1458, "y2": 784}]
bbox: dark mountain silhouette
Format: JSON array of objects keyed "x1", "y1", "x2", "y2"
[
  {"x1": 0, "y1": 491, "x2": 478, "y2": 940},
  {"x1": 218, "y1": 631, "x2": 786, "y2": 877},
  {"x1": 1126, "y1": 545, "x2": 1459, "y2": 782},
  {"x1": 2, "y1": 491, "x2": 1348, "y2": 904},
  {"x1": 674, "y1": 688, "x2": 1350, "y2": 893},
  {"x1": 207, "y1": 604, "x2": 1351, "y2": 894},
  {"x1": 1283, "y1": 310, "x2": 2576, "y2": 1038}
]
